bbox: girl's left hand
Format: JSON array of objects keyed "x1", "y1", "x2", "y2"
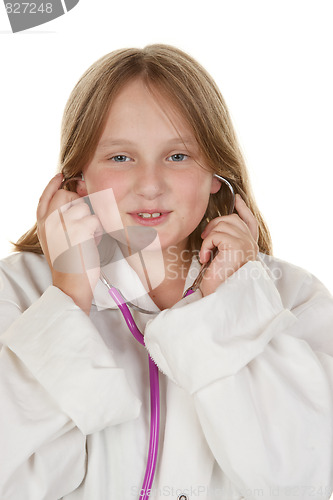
[{"x1": 199, "y1": 194, "x2": 259, "y2": 297}]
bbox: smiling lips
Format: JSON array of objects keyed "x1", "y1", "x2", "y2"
[
  {"x1": 129, "y1": 210, "x2": 172, "y2": 225},
  {"x1": 138, "y1": 212, "x2": 163, "y2": 218}
]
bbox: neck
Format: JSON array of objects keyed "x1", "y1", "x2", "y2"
[
  {"x1": 148, "y1": 248, "x2": 193, "y2": 309},
  {"x1": 123, "y1": 242, "x2": 194, "y2": 309}
]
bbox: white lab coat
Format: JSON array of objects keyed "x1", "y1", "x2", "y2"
[{"x1": 0, "y1": 250, "x2": 332, "y2": 500}]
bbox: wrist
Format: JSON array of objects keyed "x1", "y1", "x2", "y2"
[{"x1": 52, "y1": 271, "x2": 94, "y2": 315}]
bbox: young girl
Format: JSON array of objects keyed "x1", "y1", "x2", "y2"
[{"x1": 0, "y1": 44, "x2": 332, "y2": 500}]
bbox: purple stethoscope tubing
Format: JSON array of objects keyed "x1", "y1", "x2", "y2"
[
  {"x1": 105, "y1": 284, "x2": 196, "y2": 499},
  {"x1": 105, "y1": 285, "x2": 160, "y2": 500}
]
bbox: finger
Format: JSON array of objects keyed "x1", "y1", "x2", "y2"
[
  {"x1": 201, "y1": 213, "x2": 251, "y2": 239},
  {"x1": 199, "y1": 231, "x2": 242, "y2": 264},
  {"x1": 60, "y1": 201, "x2": 91, "y2": 221},
  {"x1": 36, "y1": 173, "x2": 63, "y2": 220},
  {"x1": 64, "y1": 215, "x2": 104, "y2": 247},
  {"x1": 59, "y1": 194, "x2": 88, "y2": 211},
  {"x1": 41, "y1": 187, "x2": 82, "y2": 223},
  {"x1": 234, "y1": 194, "x2": 259, "y2": 241},
  {"x1": 202, "y1": 219, "x2": 246, "y2": 241}
]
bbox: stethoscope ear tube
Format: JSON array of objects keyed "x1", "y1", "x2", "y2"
[
  {"x1": 213, "y1": 174, "x2": 235, "y2": 215},
  {"x1": 183, "y1": 174, "x2": 235, "y2": 296}
]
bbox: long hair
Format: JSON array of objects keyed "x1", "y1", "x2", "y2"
[{"x1": 13, "y1": 44, "x2": 272, "y2": 255}]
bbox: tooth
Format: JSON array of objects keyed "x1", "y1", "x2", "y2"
[{"x1": 138, "y1": 213, "x2": 162, "y2": 218}]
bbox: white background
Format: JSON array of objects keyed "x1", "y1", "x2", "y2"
[{"x1": 0, "y1": 0, "x2": 332, "y2": 292}]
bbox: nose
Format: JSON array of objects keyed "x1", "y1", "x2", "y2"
[{"x1": 133, "y1": 162, "x2": 165, "y2": 200}]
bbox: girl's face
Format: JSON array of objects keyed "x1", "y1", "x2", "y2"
[{"x1": 82, "y1": 78, "x2": 221, "y2": 254}]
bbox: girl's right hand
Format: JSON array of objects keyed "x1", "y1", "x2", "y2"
[{"x1": 36, "y1": 173, "x2": 103, "y2": 315}]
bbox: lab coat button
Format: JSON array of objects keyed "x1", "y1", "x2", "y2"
[{"x1": 177, "y1": 495, "x2": 188, "y2": 500}]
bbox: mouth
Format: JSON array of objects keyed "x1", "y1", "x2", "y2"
[
  {"x1": 128, "y1": 210, "x2": 172, "y2": 225},
  {"x1": 137, "y1": 212, "x2": 163, "y2": 219}
]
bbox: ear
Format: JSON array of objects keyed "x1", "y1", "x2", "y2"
[
  {"x1": 210, "y1": 175, "x2": 222, "y2": 194},
  {"x1": 76, "y1": 178, "x2": 88, "y2": 197}
]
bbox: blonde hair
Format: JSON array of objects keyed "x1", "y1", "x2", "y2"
[{"x1": 13, "y1": 44, "x2": 272, "y2": 255}]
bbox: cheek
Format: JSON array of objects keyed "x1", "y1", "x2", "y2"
[
  {"x1": 181, "y1": 182, "x2": 211, "y2": 213},
  {"x1": 86, "y1": 171, "x2": 111, "y2": 191},
  {"x1": 85, "y1": 169, "x2": 124, "y2": 198}
]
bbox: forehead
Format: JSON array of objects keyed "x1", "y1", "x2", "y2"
[{"x1": 99, "y1": 77, "x2": 196, "y2": 143}]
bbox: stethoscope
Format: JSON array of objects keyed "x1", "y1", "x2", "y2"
[{"x1": 60, "y1": 173, "x2": 235, "y2": 499}]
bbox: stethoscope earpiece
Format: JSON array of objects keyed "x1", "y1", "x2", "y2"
[{"x1": 213, "y1": 173, "x2": 235, "y2": 215}]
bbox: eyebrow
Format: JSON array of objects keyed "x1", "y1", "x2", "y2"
[{"x1": 96, "y1": 137, "x2": 197, "y2": 149}]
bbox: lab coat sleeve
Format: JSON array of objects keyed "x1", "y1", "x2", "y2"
[
  {"x1": 0, "y1": 285, "x2": 141, "y2": 500},
  {"x1": 144, "y1": 259, "x2": 333, "y2": 499}
]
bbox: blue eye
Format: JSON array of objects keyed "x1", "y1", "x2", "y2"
[
  {"x1": 109, "y1": 155, "x2": 131, "y2": 162},
  {"x1": 167, "y1": 153, "x2": 189, "y2": 162}
]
